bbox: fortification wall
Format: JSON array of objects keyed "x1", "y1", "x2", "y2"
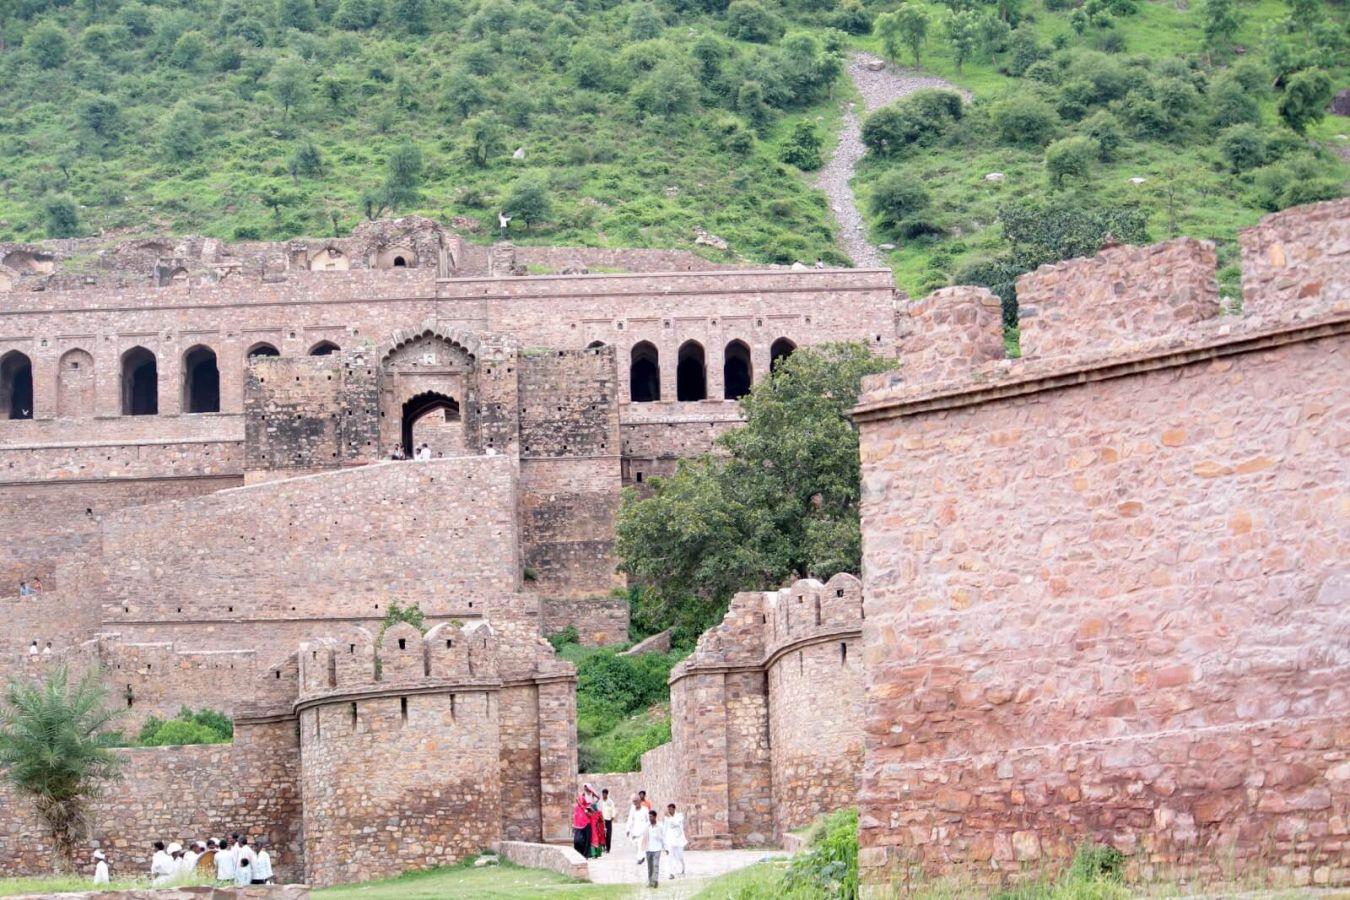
[
  {"x1": 96, "y1": 457, "x2": 522, "y2": 671},
  {"x1": 244, "y1": 355, "x2": 380, "y2": 474},
  {"x1": 0, "y1": 719, "x2": 303, "y2": 882},
  {"x1": 540, "y1": 596, "x2": 630, "y2": 646},
  {"x1": 852, "y1": 199, "x2": 1350, "y2": 891}
]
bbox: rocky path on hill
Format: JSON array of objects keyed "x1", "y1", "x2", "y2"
[{"x1": 818, "y1": 53, "x2": 967, "y2": 268}]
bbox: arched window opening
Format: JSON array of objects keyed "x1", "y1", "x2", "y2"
[
  {"x1": 723, "y1": 340, "x2": 752, "y2": 400},
  {"x1": 309, "y1": 341, "x2": 340, "y2": 356},
  {"x1": 677, "y1": 341, "x2": 706, "y2": 402},
  {"x1": 1, "y1": 351, "x2": 34, "y2": 420},
  {"x1": 586, "y1": 340, "x2": 607, "y2": 350},
  {"x1": 629, "y1": 342, "x2": 660, "y2": 403},
  {"x1": 57, "y1": 348, "x2": 94, "y2": 418},
  {"x1": 120, "y1": 347, "x2": 158, "y2": 416},
  {"x1": 393, "y1": 256, "x2": 407, "y2": 267},
  {"x1": 770, "y1": 338, "x2": 797, "y2": 371},
  {"x1": 182, "y1": 345, "x2": 220, "y2": 414},
  {"x1": 401, "y1": 392, "x2": 461, "y2": 458},
  {"x1": 247, "y1": 343, "x2": 280, "y2": 358}
]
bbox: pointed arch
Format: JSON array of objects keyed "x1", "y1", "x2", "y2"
[
  {"x1": 120, "y1": 346, "x2": 158, "y2": 416},
  {"x1": 309, "y1": 341, "x2": 341, "y2": 356},
  {"x1": 0, "y1": 350, "x2": 33, "y2": 420},
  {"x1": 770, "y1": 337, "x2": 797, "y2": 371},
  {"x1": 57, "y1": 348, "x2": 94, "y2": 418},
  {"x1": 378, "y1": 322, "x2": 481, "y2": 365},
  {"x1": 401, "y1": 392, "x2": 461, "y2": 457},
  {"x1": 182, "y1": 345, "x2": 220, "y2": 413},
  {"x1": 723, "y1": 340, "x2": 752, "y2": 400},
  {"x1": 247, "y1": 342, "x2": 281, "y2": 358},
  {"x1": 677, "y1": 340, "x2": 706, "y2": 401},
  {"x1": 629, "y1": 341, "x2": 659, "y2": 403}
]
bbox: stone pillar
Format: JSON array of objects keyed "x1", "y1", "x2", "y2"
[{"x1": 536, "y1": 678, "x2": 577, "y2": 844}]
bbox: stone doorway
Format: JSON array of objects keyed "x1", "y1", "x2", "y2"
[{"x1": 402, "y1": 392, "x2": 462, "y2": 458}]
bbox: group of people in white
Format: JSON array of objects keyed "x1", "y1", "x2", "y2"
[
  {"x1": 574, "y1": 784, "x2": 687, "y2": 888},
  {"x1": 90, "y1": 834, "x2": 274, "y2": 886}
]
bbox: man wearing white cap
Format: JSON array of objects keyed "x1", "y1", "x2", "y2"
[{"x1": 92, "y1": 850, "x2": 109, "y2": 885}]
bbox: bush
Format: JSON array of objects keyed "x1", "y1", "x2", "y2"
[
  {"x1": 1002, "y1": 27, "x2": 1044, "y2": 76},
  {"x1": 860, "y1": 89, "x2": 964, "y2": 155},
  {"x1": 547, "y1": 626, "x2": 580, "y2": 651},
  {"x1": 1253, "y1": 154, "x2": 1343, "y2": 211},
  {"x1": 869, "y1": 170, "x2": 930, "y2": 232},
  {"x1": 136, "y1": 707, "x2": 231, "y2": 746},
  {"x1": 784, "y1": 808, "x2": 859, "y2": 899},
  {"x1": 1079, "y1": 110, "x2": 1122, "y2": 160},
  {"x1": 990, "y1": 94, "x2": 1060, "y2": 147},
  {"x1": 43, "y1": 198, "x2": 80, "y2": 238},
  {"x1": 1277, "y1": 68, "x2": 1332, "y2": 133},
  {"x1": 1218, "y1": 123, "x2": 1266, "y2": 172},
  {"x1": 1045, "y1": 135, "x2": 1099, "y2": 186},
  {"x1": 780, "y1": 121, "x2": 824, "y2": 170},
  {"x1": 1208, "y1": 74, "x2": 1261, "y2": 129},
  {"x1": 726, "y1": 0, "x2": 783, "y2": 42}
]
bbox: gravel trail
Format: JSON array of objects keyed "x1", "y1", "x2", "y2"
[{"x1": 817, "y1": 52, "x2": 967, "y2": 268}]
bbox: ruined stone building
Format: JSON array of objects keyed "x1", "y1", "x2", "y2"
[{"x1": 0, "y1": 218, "x2": 896, "y2": 884}]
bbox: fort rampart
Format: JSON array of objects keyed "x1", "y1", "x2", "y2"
[{"x1": 851, "y1": 198, "x2": 1349, "y2": 891}]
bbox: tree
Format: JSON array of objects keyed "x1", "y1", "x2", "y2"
[
  {"x1": 1218, "y1": 123, "x2": 1266, "y2": 172},
  {"x1": 43, "y1": 197, "x2": 80, "y2": 238},
  {"x1": 944, "y1": 9, "x2": 980, "y2": 72},
  {"x1": 1202, "y1": 0, "x2": 1242, "y2": 57},
  {"x1": 159, "y1": 103, "x2": 205, "y2": 162},
  {"x1": 288, "y1": 142, "x2": 324, "y2": 180},
  {"x1": 503, "y1": 176, "x2": 552, "y2": 229},
  {"x1": 1277, "y1": 68, "x2": 1331, "y2": 133},
  {"x1": 0, "y1": 666, "x2": 122, "y2": 869},
  {"x1": 277, "y1": 0, "x2": 317, "y2": 30},
  {"x1": 990, "y1": 94, "x2": 1059, "y2": 146},
  {"x1": 334, "y1": 0, "x2": 381, "y2": 29},
  {"x1": 875, "y1": 4, "x2": 928, "y2": 66},
  {"x1": 780, "y1": 120, "x2": 824, "y2": 170},
  {"x1": 999, "y1": 197, "x2": 1148, "y2": 270},
  {"x1": 631, "y1": 59, "x2": 699, "y2": 118},
  {"x1": 869, "y1": 169, "x2": 930, "y2": 230},
  {"x1": 1044, "y1": 135, "x2": 1098, "y2": 186},
  {"x1": 861, "y1": 89, "x2": 964, "y2": 155},
  {"x1": 24, "y1": 22, "x2": 69, "y2": 69},
  {"x1": 461, "y1": 112, "x2": 505, "y2": 167},
  {"x1": 725, "y1": 0, "x2": 783, "y2": 42},
  {"x1": 388, "y1": 0, "x2": 430, "y2": 35},
  {"x1": 270, "y1": 58, "x2": 310, "y2": 123},
  {"x1": 615, "y1": 344, "x2": 891, "y2": 641},
  {"x1": 382, "y1": 141, "x2": 423, "y2": 210}
]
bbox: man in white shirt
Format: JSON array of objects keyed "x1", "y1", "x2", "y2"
[
  {"x1": 640, "y1": 809, "x2": 665, "y2": 888},
  {"x1": 624, "y1": 795, "x2": 647, "y2": 861},
  {"x1": 27, "y1": 641, "x2": 37, "y2": 656},
  {"x1": 150, "y1": 842, "x2": 174, "y2": 884},
  {"x1": 180, "y1": 842, "x2": 199, "y2": 874},
  {"x1": 599, "y1": 789, "x2": 617, "y2": 853},
  {"x1": 92, "y1": 850, "x2": 110, "y2": 885},
  {"x1": 235, "y1": 835, "x2": 258, "y2": 884},
  {"x1": 663, "y1": 804, "x2": 687, "y2": 879},
  {"x1": 215, "y1": 837, "x2": 235, "y2": 884},
  {"x1": 253, "y1": 840, "x2": 273, "y2": 884}
]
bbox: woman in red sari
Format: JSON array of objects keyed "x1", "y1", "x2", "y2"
[
  {"x1": 588, "y1": 801, "x2": 606, "y2": 857},
  {"x1": 572, "y1": 784, "x2": 598, "y2": 857}
]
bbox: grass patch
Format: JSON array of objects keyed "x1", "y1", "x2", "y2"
[
  {"x1": 0, "y1": 873, "x2": 216, "y2": 896},
  {"x1": 316, "y1": 860, "x2": 631, "y2": 899}
]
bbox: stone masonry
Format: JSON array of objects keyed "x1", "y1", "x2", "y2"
[{"x1": 851, "y1": 198, "x2": 1349, "y2": 892}]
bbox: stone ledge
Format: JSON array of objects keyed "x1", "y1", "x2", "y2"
[{"x1": 496, "y1": 842, "x2": 588, "y2": 881}]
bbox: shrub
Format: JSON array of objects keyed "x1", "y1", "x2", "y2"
[
  {"x1": 990, "y1": 94, "x2": 1059, "y2": 147},
  {"x1": 726, "y1": 0, "x2": 783, "y2": 42},
  {"x1": 1079, "y1": 110, "x2": 1122, "y2": 160},
  {"x1": 780, "y1": 121, "x2": 824, "y2": 170},
  {"x1": 43, "y1": 198, "x2": 80, "y2": 238},
  {"x1": 547, "y1": 626, "x2": 580, "y2": 651},
  {"x1": 1002, "y1": 26, "x2": 1044, "y2": 76},
  {"x1": 139, "y1": 719, "x2": 223, "y2": 747},
  {"x1": 869, "y1": 170, "x2": 930, "y2": 232},
  {"x1": 1277, "y1": 68, "x2": 1332, "y2": 133},
  {"x1": 784, "y1": 808, "x2": 859, "y2": 899},
  {"x1": 952, "y1": 254, "x2": 1024, "y2": 326},
  {"x1": 860, "y1": 89, "x2": 963, "y2": 155},
  {"x1": 1208, "y1": 74, "x2": 1261, "y2": 129},
  {"x1": 1045, "y1": 135, "x2": 1099, "y2": 186},
  {"x1": 24, "y1": 23, "x2": 70, "y2": 69},
  {"x1": 1218, "y1": 123, "x2": 1266, "y2": 172},
  {"x1": 1069, "y1": 842, "x2": 1126, "y2": 881},
  {"x1": 831, "y1": 0, "x2": 872, "y2": 35},
  {"x1": 1253, "y1": 154, "x2": 1343, "y2": 210}
]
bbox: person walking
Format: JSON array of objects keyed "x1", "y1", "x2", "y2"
[
  {"x1": 663, "y1": 804, "x2": 687, "y2": 879},
  {"x1": 572, "y1": 784, "x2": 598, "y2": 857},
  {"x1": 625, "y1": 794, "x2": 647, "y2": 863},
  {"x1": 92, "y1": 850, "x2": 110, "y2": 885},
  {"x1": 599, "y1": 788, "x2": 616, "y2": 853},
  {"x1": 640, "y1": 809, "x2": 665, "y2": 888}
]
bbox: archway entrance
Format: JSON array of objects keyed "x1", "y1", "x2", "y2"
[
  {"x1": 1, "y1": 351, "x2": 33, "y2": 419},
  {"x1": 401, "y1": 392, "x2": 462, "y2": 458}
]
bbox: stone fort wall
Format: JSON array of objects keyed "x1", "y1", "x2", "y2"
[
  {"x1": 585, "y1": 574, "x2": 866, "y2": 848},
  {"x1": 852, "y1": 198, "x2": 1349, "y2": 891}
]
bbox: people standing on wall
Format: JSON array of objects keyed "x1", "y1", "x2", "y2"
[
  {"x1": 27, "y1": 641, "x2": 37, "y2": 656},
  {"x1": 572, "y1": 784, "x2": 598, "y2": 857},
  {"x1": 92, "y1": 850, "x2": 110, "y2": 885},
  {"x1": 663, "y1": 804, "x2": 686, "y2": 879},
  {"x1": 42, "y1": 641, "x2": 52, "y2": 655},
  {"x1": 150, "y1": 841, "x2": 173, "y2": 884},
  {"x1": 599, "y1": 788, "x2": 616, "y2": 853},
  {"x1": 640, "y1": 808, "x2": 665, "y2": 888}
]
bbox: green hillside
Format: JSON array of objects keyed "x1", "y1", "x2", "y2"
[{"x1": 0, "y1": 0, "x2": 1343, "y2": 278}]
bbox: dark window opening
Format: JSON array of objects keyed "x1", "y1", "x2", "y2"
[
  {"x1": 393, "y1": 256, "x2": 407, "y2": 267},
  {"x1": 248, "y1": 343, "x2": 280, "y2": 358},
  {"x1": 841, "y1": 642, "x2": 848, "y2": 664},
  {"x1": 723, "y1": 340, "x2": 752, "y2": 400},
  {"x1": 1, "y1": 351, "x2": 33, "y2": 420},
  {"x1": 397, "y1": 638, "x2": 406, "y2": 650},
  {"x1": 350, "y1": 702, "x2": 357, "y2": 728},
  {"x1": 629, "y1": 342, "x2": 660, "y2": 403},
  {"x1": 676, "y1": 341, "x2": 706, "y2": 401},
  {"x1": 400, "y1": 697, "x2": 408, "y2": 723},
  {"x1": 120, "y1": 347, "x2": 158, "y2": 416},
  {"x1": 770, "y1": 338, "x2": 796, "y2": 371},
  {"x1": 309, "y1": 341, "x2": 340, "y2": 356},
  {"x1": 182, "y1": 345, "x2": 220, "y2": 414}
]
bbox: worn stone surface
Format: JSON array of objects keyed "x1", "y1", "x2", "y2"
[
  {"x1": 853, "y1": 200, "x2": 1350, "y2": 891},
  {"x1": 497, "y1": 841, "x2": 588, "y2": 880}
]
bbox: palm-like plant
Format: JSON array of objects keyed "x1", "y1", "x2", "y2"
[{"x1": 0, "y1": 666, "x2": 123, "y2": 870}]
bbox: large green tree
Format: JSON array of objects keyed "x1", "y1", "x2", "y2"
[
  {"x1": 0, "y1": 667, "x2": 122, "y2": 870},
  {"x1": 615, "y1": 344, "x2": 891, "y2": 641}
]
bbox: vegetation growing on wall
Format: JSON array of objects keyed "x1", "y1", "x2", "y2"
[{"x1": 133, "y1": 706, "x2": 233, "y2": 746}]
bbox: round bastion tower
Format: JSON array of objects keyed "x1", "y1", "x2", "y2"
[{"x1": 296, "y1": 620, "x2": 502, "y2": 888}]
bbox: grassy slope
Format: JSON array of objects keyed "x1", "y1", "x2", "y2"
[{"x1": 849, "y1": 0, "x2": 1348, "y2": 299}]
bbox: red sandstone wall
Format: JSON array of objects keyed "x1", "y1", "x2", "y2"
[
  {"x1": 0, "y1": 720, "x2": 303, "y2": 882},
  {"x1": 1239, "y1": 198, "x2": 1349, "y2": 314},
  {"x1": 855, "y1": 330, "x2": 1349, "y2": 888}
]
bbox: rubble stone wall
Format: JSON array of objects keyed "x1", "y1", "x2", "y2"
[{"x1": 853, "y1": 201, "x2": 1350, "y2": 892}]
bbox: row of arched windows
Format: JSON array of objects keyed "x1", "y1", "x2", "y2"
[
  {"x1": 627, "y1": 338, "x2": 795, "y2": 403},
  {"x1": 0, "y1": 341, "x2": 342, "y2": 419}
]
